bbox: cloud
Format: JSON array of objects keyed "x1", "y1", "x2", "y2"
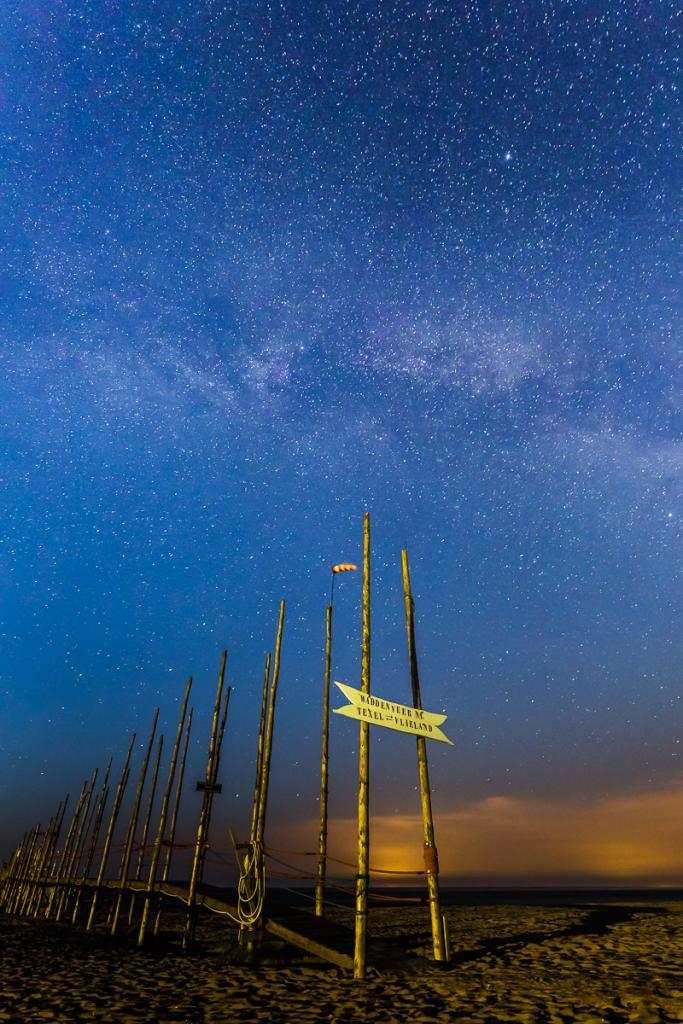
[{"x1": 271, "y1": 777, "x2": 683, "y2": 885}]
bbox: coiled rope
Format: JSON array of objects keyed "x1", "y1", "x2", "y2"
[{"x1": 235, "y1": 839, "x2": 265, "y2": 926}]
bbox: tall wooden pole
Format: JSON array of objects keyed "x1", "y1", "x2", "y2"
[
  {"x1": 249, "y1": 653, "x2": 271, "y2": 844},
  {"x1": 68, "y1": 771, "x2": 100, "y2": 890},
  {"x1": 45, "y1": 782, "x2": 88, "y2": 918},
  {"x1": 255, "y1": 600, "x2": 286, "y2": 846},
  {"x1": 183, "y1": 651, "x2": 228, "y2": 951},
  {"x1": 240, "y1": 654, "x2": 271, "y2": 954},
  {"x1": 128, "y1": 733, "x2": 164, "y2": 925},
  {"x1": 212, "y1": 684, "x2": 231, "y2": 787},
  {"x1": 55, "y1": 768, "x2": 98, "y2": 922},
  {"x1": 87, "y1": 733, "x2": 136, "y2": 931},
  {"x1": 111, "y1": 709, "x2": 159, "y2": 935},
  {"x1": 354, "y1": 512, "x2": 371, "y2": 980},
  {"x1": 315, "y1": 603, "x2": 333, "y2": 917},
  {"x1": 11, "y1": 826, "x2": 40, "y2": 916},
  {"x1": 17, "y1": 824, "x2": 46, "y2": 916},
  {"x1": 138, "y1": 677, "x2": 192, "y2": 946},
  {"x1": 30, "y1": 797, "x2": 68, "y2": 918},
  {"x1": 0, "y1": 833, "x2": 27, "y2": 910},
  {"x1": 72, "y1": 764, "x2": 111, "y2": 925},
  {"x1": 401, "y1": 548, "x2": 446, "y2": 961},
  {"x1": 243, "y1": 602, "x2": 284, "y2": 954},
  {"x1": 25, "y1": 801, "x2": 64, "y2": 918},
  {"x1": 17, "y1": 822, "x2": 47, "y2": 917},
  {"x1": 154, "y1": 707, "x2": 192, "y2": 937},
  {"x1": 3, "y1": 827, "x2": 41, "y2": 914}
]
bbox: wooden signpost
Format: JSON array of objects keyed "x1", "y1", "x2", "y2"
[{"x1": 325, "y1": 514, "x2": 452, "y2": 978}]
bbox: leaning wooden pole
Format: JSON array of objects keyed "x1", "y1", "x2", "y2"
[
  {"x1": 401, "y1": 548, "x2": 446, "y2": 961},
  {"x1": 154, "y1": 707, "x2": 192, "y2": 938},
  {"x1": 72, "y1": 764, "x2": 111, "y2": 925},
  {"x1": 54, "y1": 769, "x2": 98, "y2": 921},
  {"x1": 249, "y1": 653, "x2": 271, "y2": 844},
  {"x1": 65, "y1": 771, "x2": 100, "y2": 904},
  {"x1": 0, "y1": 833, "x2": 27, "y2": 910},
  {"x1": 16, "y1": 821, "x2": 47, "y2": 917},
  {"x1": 45, "y1": 782, "x2": 88, "y2": 919},
  {"x1": 24, "y1": 803, "x2": 62, "y2": 918},
  {"x1": 29, "y1": 797, "x2": 68, "y2": 918},
  {"x1": 183, "y1": 682, "x2": 230, "y2": 948},
  {"x1": 11, "y1": 826, "x2": 40, "y2": 916},
  {"x1": 86, "y1": 733, "x2": 136, "y2": 931},
  {"x1": 183, "y1": 651, "x2": 228, "y2": 951},
  {"x1": 354, "y1": 511, "x2": 371, "y2": 981},
  {"x1": 128, "y1": 733, "x2": 164, "y2": 926},
  {"x1": 240, "y1": 654, "x2": 271, "y2": 954},
  {"x1": 255, "y1": 600, "x2": 286, "y2": 846},
  {"x1": 17, "y1": 824, "x2": 45, "y2": 916},
  {"x1": 111, "y1": 709, "x2": 159, "y2": 935},
  {"x1": 212, "y1": 685, "x2": 231, "y2": 787},
  {"x1": 243, "y1": 601, "x2": 284, "y2": 952},
  {"x1": 187, "y1": 683, "x2": 232, "y2": 929},
  {"x1": 3, "y1": 825, "x2": 41, "y2": 915},
  {"x1": 315, "y1": 603, "x2": 333, "y2": 917},
  {"x1": 138, "y1": 677, "x2": 192, "y2": 946}
]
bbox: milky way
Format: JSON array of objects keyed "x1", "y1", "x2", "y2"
[{"x1": 1, "y1": 2, "x2": 681, "y2": 878}]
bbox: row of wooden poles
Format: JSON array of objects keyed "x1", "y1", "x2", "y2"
[
  {"x1": 0, "y1": 672, "x2": 197, "y2": 947},
  {"x1": 0, "y1": 596, "x2": 287, "y2": 952},
  {"x1": 1, "y1": 512, "x2": 446, "y2": 980}
]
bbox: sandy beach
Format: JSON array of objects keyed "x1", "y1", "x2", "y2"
[{"x1": 1, "y1": 896, "x2": 681, "y2": 1023}]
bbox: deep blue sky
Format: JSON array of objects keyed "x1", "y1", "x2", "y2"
[{"x1": 1, "y1": 2, "x2": 681, "y2": 879}]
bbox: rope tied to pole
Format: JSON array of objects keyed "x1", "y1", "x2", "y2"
[{"x1": 235, "y1": 839, "x2": 265, "y2": 927}]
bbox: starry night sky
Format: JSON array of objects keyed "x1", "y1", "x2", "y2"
[{"x1": 1, "y1": 2, "x2": 681, "y2": 883}]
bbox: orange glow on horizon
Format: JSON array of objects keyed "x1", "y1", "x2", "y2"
[{"x1": 272, "y1": 776, "x2": 683, "y2": 885}]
